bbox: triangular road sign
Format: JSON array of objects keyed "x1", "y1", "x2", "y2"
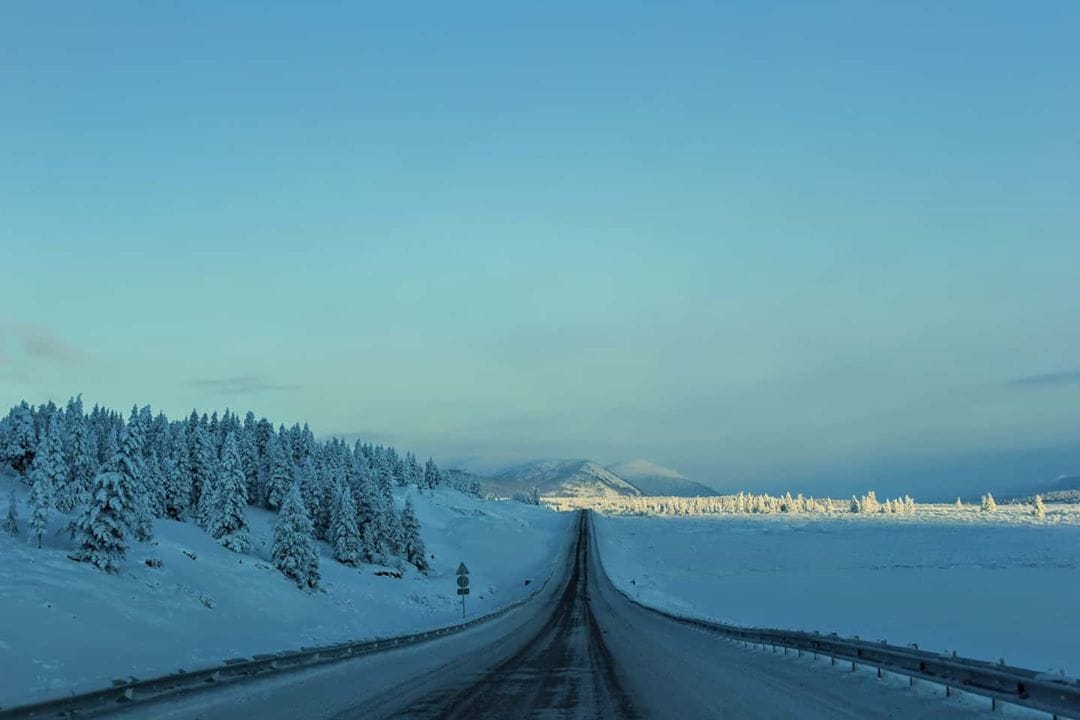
[{"x1": 456, "y1": 562, "x2": 469, "y2": 575}]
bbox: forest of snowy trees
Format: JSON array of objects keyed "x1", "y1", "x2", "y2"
[{"x1": 0, "y1": 397, "x2": 462, "y2": 586}]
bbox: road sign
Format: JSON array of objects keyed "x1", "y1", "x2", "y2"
[{"x1": 457, "y1": 562, "x2": 470, "y2": 617}]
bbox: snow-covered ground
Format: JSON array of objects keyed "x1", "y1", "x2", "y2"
[
  {"x1": 0, "y1": 478, "x2": 571, "y2": 707},
  {"x1": 595, "y1": 508, "x2": 1080, "y2": 677}
]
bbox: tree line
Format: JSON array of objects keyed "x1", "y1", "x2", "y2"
[{"x1": 1, "y1": 397, "x2": 466, "y2": 587}]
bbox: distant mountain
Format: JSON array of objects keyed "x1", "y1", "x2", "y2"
[
  {"x1": 606, "y1": 459, "x2": 720, "y2": 497},
  {"x1": 490, "y1": 459, "x2": 642, "y2": 498},
  {"x1": 1007, "y1": 474, "x2": 1080, "y2": 504}
]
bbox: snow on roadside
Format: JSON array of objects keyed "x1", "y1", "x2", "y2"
[
  {"x1": 595, "y1": 511, "x2": 1080, "y2": 676},
  {"x1": 0, "y1": 478, "x2": 571, "y2": 707}
]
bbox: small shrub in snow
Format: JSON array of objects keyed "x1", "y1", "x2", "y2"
[
  {"x1": 1032, "y1": 495, "x2": 1046, "y2": 519},
  {"x1": 272, "y1": 482, "x2": 320, "y2": 589}
]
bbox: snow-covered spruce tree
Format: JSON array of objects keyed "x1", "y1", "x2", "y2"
[
  {"x1": 400, "y1": 498, "x2": 428, "y2": 573},
  {"x1": 264, "y1": 432, "x2": 292, "y2": 510},
  {"x1": 329, "y1": 476, "x2": 361, "y2": 566},
  {"x1": 188, "y1": 421, "x2": 216, "y2": 526},
  {"x1": 163, "y1": 423, "x2": 192, "y2": 519},
  {"x1": 124, "y1": 410, "x2": 155, "y2": 542},
  {"x1": 382, "y1": 484, "x2": 403, "y2": 556},
  {"x1": 61, "y1": 402, "x2": 96, "y2": 513},
  {"x1": 2, "y1": 401, "x2": 37, "y2": 473},
  {"x1": 3, "y1": 484, "x2": 19, "y2": 536},
  {"x1": 355, "y1": 470, "x2": 381, "y2": 562},
  {"x1": 210, "y1": 432, "x2": 250, "y2": 552},
  {"x1": 296, "y1": 456, "x2": 322, "y2": 538},
  {"x1": 271, "y1": 482, "x2": 320, "y2": 589},
  {"x1": 1032, "y1": 494, "x2": 1046, "y2": 519},
  {"x1": 955, "y1": 497, "x2": 963, "y2": 510},
  {"x1": 28, "y1": 415, "x2": 65, "y2": 548},
  {"x1": 70, "y1": 427, "x2": 143, "y2": 574},
  {"x1": 981, "y1": 493, "x2": 997, "y2": 513},
  {"x1": 849, "y1": 495, "x2": 860, "y2": 513},
  {"x1": 423, "y1": 457, "x2": 440, "y2": 491}
]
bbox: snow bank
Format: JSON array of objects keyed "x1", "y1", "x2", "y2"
[
  {"x1": 595, "y1": 512, "x2": 1080, "y2": 676},
  {"x1": 0, "y1": 480, "x2": 570, "y2": 707}
]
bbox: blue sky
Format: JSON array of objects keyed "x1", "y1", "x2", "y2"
[{"x1": 3, "y1": 2, "x2": 1079, "y2": 496}]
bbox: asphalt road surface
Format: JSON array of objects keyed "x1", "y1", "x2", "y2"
[{"x1": 118, "y1": 513, "x2": 992, "y2": 719}]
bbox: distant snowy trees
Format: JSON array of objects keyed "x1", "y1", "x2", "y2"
[
  {"x1": 547, "y1": 491, "x2": 923, "y2": 517},
  {"x1": 981, "y1": 493, "x2": 997, "y2": 513},
  {"x1": 0, "y1": 397, "x2": 442, "y2": 584},
  {"x1": 1032, "y1": 494, "x2": 1046, "y2": 519}
]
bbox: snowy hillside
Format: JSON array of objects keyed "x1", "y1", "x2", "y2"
[
  {"x1": 0, "y1": 479, "x2": 571, "y2": 707},
  {"x1": 490, "y1": 459, "x2": 641, "y2": 498},
  {"x1": 595, "y1": 512, "x2": 1080, "y2": 675},
  {"x1": 606, "y1": 459, "x2": 719, "y2": 497}
]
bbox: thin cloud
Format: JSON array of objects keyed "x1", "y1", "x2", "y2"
[
  {"x1": 0, "y1": 322, "x2": 85, "y2": 365},
  {"x1": 1010, "y1": 371, "x2": 1080, "y2": 387},
  {"x1": 191, "y1": 375, "x2": 298, "y2": 396}
]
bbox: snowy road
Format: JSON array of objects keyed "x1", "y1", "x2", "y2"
[{"x1": 113, "y1": 512, "x2": 993, "y2": 719}]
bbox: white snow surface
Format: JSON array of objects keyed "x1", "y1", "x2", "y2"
[
  {"x1": 595, "y1": 510, "x2": 1080, "y2": 676},
  {"x1": 0, "y1": 481, "x2": 570, "y2": 707}
]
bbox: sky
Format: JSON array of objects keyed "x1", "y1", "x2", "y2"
[{"x1": 2, "y1": 2, "x2": 1079, "y2": 497}]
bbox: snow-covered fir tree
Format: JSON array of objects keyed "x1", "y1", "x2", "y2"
[
  {"x1": 271, "y1": 482, "x2": 320, "y2": 589},
  {"x1": 3, "y1": 484, "x2": 19, "y2": 536},
  {"x1": 956, "y1": 497, "x2": 963, "y2": 510},
  {"x1": 423, "y1": 457, "x2": 441, "y2": 490},
  {"x1": 60, "y1": 398, "x2": 96, "y2": 513},
  {"x1": 188, "y1": 419, "x2": 216, "y2": 526},
  {"x1": 163, "y1": 423, "x2": 192, "y2": 519},
  {"x1": 210, "y1": 432, "x2": 250, "y2": 552},
  {"x1": 70, "y1": 426, "x2": 144, "y2": 573},
  {"x1": 28, "y1": 415, "x2": 65, "y2": 548},
  {"x1": 981, "y1": 493, "x2": 997, "y2": 513},
  {"x1": 400, "y1": 498, "x2": 429, "y2": 573},
  {"x1": 264, "y1": 432, "x2": 292, "y2": 510},
  {"x1": 1032, "y1": 494, "x2": 1046, "y2": 519},
  {"x1": 125, "y1": 408, "x2": 155, "y2": 542},
  {"x1": 329, "y1": 476, "x2": 362, "y2": 566},
  {"x1": 2, "y1": 402, "x2": 37, "y2": 473}
]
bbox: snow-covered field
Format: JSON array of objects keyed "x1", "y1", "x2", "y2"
[
  {"x1": 0, "y1": 481, "x2": 571, "y2": 707},
  {"x1": 595, "y1": 507, "x2": 1080, "y2": 677}
]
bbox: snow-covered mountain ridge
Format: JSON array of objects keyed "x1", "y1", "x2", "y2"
[{"x1": 483, "y1": 458, "x2": 719, "y2": 498}]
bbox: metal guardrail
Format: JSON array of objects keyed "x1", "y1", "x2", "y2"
[
  {"x1": 0, "y1": 514, "x2": 584, "y2": 719},
  {"x1": 586, "y1": 512, "x2": 1080, "y2": 720}
]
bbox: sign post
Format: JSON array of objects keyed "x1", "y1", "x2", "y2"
[{"x1": 456, "y1": 562, "x2": 470, "y2": 619}]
